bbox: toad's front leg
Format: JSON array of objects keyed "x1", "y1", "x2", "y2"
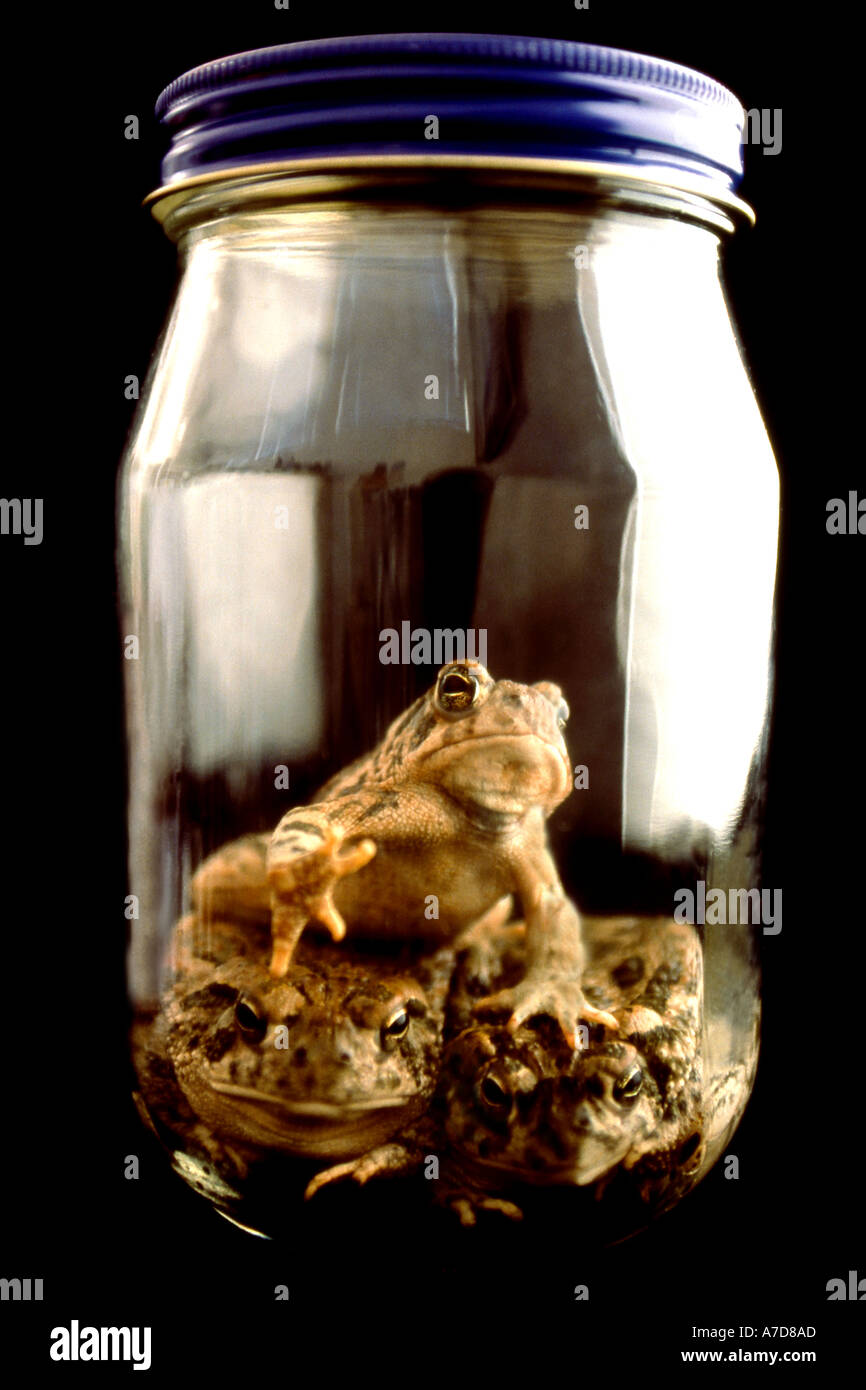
[
  {"x1": 304, "y1": 1141, "x2": 423, "y2": 1200},
  {"x1": 473, "y1": 879, "x2": 616, "y2": 1045},
  {"x1": 267, "y1": 805, "x2": 376, "y2": 976},
  {"x1": 304, "y1": 1117, "x2": 437, "y2": 1199}
]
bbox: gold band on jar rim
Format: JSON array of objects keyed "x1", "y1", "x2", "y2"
[{"x1": 146, "y1": 153, "x2": 755, "y2": 237}]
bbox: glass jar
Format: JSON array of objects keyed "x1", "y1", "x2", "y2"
[{"x1": 120, "y1": 34, "x2": 778, "y2": 1242}]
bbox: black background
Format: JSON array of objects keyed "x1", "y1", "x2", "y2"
[{"x1": 2, "y1": 0, "x2": 863, "y2": 1375}]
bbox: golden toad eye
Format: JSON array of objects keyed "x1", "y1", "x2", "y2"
[
  {"x1": 235, "y1": 995, "x2": 267, "y2": 1043},
  {"x1": 382, "y1": 1008, "x2": 410, "y2": 1045},
  {"x1": 478, "y1": 1070, "x2": 512, "y2": 1114},
  {"x1": 556, "y1": 698, "x2": 570, "y2": 729},
  {"x1": 437, "y1": 668, "x2": 480, "y2": 713},
  {"x1": 614, "y1": 1063, "x2": 644, "y2": 1103}
]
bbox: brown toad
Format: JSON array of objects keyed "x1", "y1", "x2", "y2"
[
  {"x1": 133, "y1": 912, "x2": 455, "y2": 1186},
  {"x1": 192, "y1": 662, "x2": 615, "y2": 1041},
  {"x1": 435, "y1": 903, "x2": 705, "y2": 1221}
]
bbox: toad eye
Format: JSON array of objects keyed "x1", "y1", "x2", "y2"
[
  {"x1": 478, "y1": 1070, "x2": 512, "y2": 1115},
  {"x1": 614, "y1": 1063, "x2": 644, "y2": 1104},
  {"x1": 234, "y1": 995, "x2": 267, "y2": 1044},
  {"x1": 381, "y1": 1008, "x2": 410, "y2": 1046},
  {"x1": 437, "y1": 668, "x2": 480, "y2": 713},
  {"x1": 556, "y1": 698, "x2": 570, "y2": 729}
]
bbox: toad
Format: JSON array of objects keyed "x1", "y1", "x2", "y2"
[
  {"x1": 159, "y1": 931, "x2": 454, "y2": 1164},
  {"x1": 436, "y1": 904, "x2": 706, "y2": 1220},
  {"x1": 192, "y1": 662, "x2": 615, "y2": 1041}
]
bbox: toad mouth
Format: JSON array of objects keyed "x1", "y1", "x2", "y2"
[
  {"x1": 209, "y1": 1083, "x2": 414, "y2": 1116},
  {"x1": 433, "y1": 731, "x2": 565, "y2": 755}
]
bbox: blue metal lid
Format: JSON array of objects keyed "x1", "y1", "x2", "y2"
[{"x1": 155, "y1": 33, "x2": 746, "y2": 193}]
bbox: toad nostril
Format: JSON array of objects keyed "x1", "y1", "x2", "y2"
[
  {"x1": 337, "y1": 1050, "x2": 351, "y2": 1064},
  {"x1": 293, "y1": 1047, "x2": 307, "y2": 1064}
]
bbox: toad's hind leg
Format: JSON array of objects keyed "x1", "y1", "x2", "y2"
[
  {"x1": 267, "y1": 808, "x2": 376, "y2": 976},
  {"x1": 190, "y1": 833, "x2": 272, "y2": 925}
]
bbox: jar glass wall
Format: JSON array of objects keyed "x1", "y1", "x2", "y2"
[{"x1": 121, "y1": 170, "x2": 776, "y2": 1240}]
